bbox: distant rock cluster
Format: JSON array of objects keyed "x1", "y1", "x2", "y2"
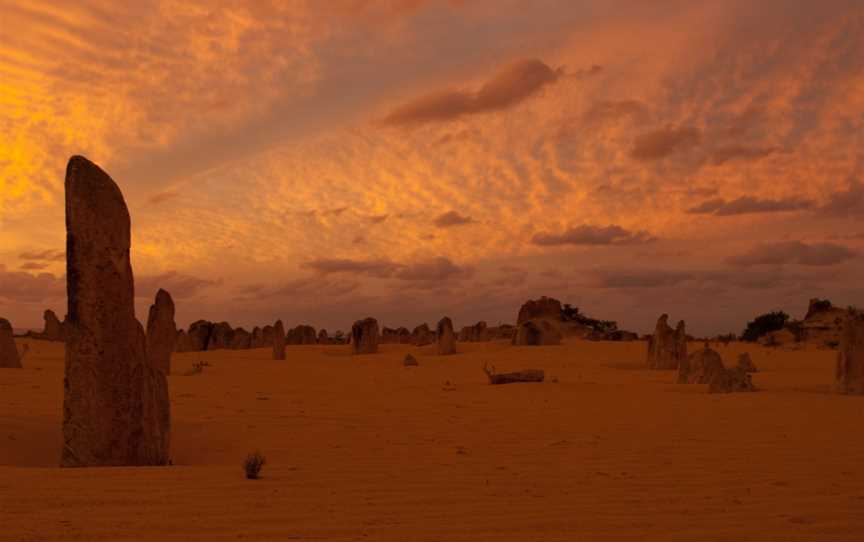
[{"x1": 647, "y1": 314, "x2": 687, "y2": 370}]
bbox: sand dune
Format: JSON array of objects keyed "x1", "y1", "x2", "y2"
[{"x1": 2, "y1": 338, "x2": 862, "y2": 541}]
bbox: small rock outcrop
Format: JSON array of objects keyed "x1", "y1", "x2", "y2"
[
  {"x1": 0, "y1": 318, "x2": 22, "y2": 368},
  {"x1": 678, "y1": 344, "x2": 725, "y2": 384},
  {"x1": 351, "y1": 317, "x2": 379, "y2": 354},
  {"x1": 512, "y1": 319, "x2": 562, "y2": 346},
  {"x1": 62, "y1": 155, "x2": 169, "y2": 467},
  {"x1": 403, "y1": 353, "x2": 419, "y2": 367},
  {"x1": 647, "y1": 315, "x2": 687, "y2": 370},
  {"x1": 803, "y1": 298, "x2": 846, "y2": 347},
  {"x1": 836, "y1": 311, "x2": 864, "y2": 394},
  {"x1": 187, "y1": 320, "x2": 214, "y2": 351},
  {"x1": 145, "y1": 289, "x2": 176, "y2": 375},
  {"x1": 436, "y1": 317, "x2": 457, "y2": 355},
  {"x1": 42, "y1": 309, "x2": 66, "y2": 341},
  {"x1": 272, "y1": 320, "x2": 286, "y2": 360},
  {"x1": 317, "y1": 329, "x2": 329, "y2": 344}
]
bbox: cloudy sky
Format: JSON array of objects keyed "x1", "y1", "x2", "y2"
[{"x1": 2, "y1": 0, "x2": 863, "y2": 336}]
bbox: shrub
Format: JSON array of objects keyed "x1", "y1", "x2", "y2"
[
  {"x1": 741, "y1": 311, "x2": 790, "y2": 342},
  {"x1": 243, "y1": 451, "x2": 266, "y2": 480}
]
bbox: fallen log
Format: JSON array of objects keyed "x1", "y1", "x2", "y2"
[{"x1": 483, "y1": 363, "x2": 545, "y2": 385}]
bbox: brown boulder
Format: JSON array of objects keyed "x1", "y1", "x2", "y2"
[
  {"x1": 678, "y1": 345, "x2": 725, "y2": 384},
  {"x1": 62, "y1": 155, "x2": 169, "y2": 467},
  {"x1": 647, "y1": 314, "x2": 687, "y2": 370},
  {"x1": 512, "y1": 319, "x2": 562, "y2": 346},
  {"x1": 436, "y1": 316, "x2": 457, "y2": 355},
  {"x1": 0, "y1": 318, "x2": 22, "y2": 368},
  {"x1": 351, "y1": 317, "x2": 379, "y2": 354},
  {"x1": 517, "y1": 296, "x2": 562, "y2": 325},
  {"x1": 272, "y1": 320, "x2": 286, "y2": 360},
  {"x1": 836, "y1": 311, "x2": 864, "y2": 394},
  {"x1": 145, "y1": 289, "x2": 176, "y2": 375},
  {"x1": 403, "y1": 353, "x2": 419, "y2": 367},
  {"x1": 317, "y1": 328, "x2": 329, "y2": 344}
]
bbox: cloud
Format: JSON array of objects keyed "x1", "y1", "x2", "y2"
[
  {"x1": 687, "y1": 196, "x2": 815, "y2": 216},
  {"x1": 300, "y1": 258, "x2": 401, "y2": 278},
  {"x1": 727, "y1": 241, "x2": 857, "y2": 267},
  {"x1": 433, "y1": 210, "x2": 474, "y2": 228},
  {"x1": 20, "y1": 262, "x2": 49, "y2": 271},
  {"x1": 366, "y1": 214, "x2": 389, "y2": 224},
  {"x1": 300, "y1": 256, "x2": 472, "y2": 284},
  {"x1": 581, "y1": 100, "x2": 647, "y2": 125},
  {"x1": 147, "y1": 190, "x2": 181, "y2": 205},
  {"x1": 820, "y1": 178, "x2": 864, "y2": 217},
  {"x1": 0, "y1": 264, "x2": 65, "y2": 303},
  {"x1": 136, "y1": 271, "x2": 222, "y2": 299},
  {"x1": 19, "y1": 249, "x2": 65, "y2": 262},
  {"x1": 383, "y1": 58, "x2": 562, "y2": 126},
  {"x1": 394, "y1": 256, "x2": 474, "y2": 282},
  {"x1": 709, "y1": 145, "x2": 779, "y2": 165},
  {"x1": 531, "y1": 224, "x2": 655, "y2": 246},
  {"x1": 630, "y1": 125, "x2": 701, "y2": 161}
]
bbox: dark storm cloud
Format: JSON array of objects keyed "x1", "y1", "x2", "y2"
[
  {"x1": 383, "y1": 58, "x2": 563, "y2": 126},
  {"x1": 726, "y1": 241, "x2": 856, "y2": 267},
  {"x1": 433, "y1": 210, "x2": 474, "y2": 228},
  {"x1": 531, "y1": 224, "x2": 655, "y2": 246},
  {"x1": 630, "y1": 125, "x2": 701, "y2": 161}
]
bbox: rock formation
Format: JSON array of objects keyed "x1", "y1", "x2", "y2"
[
  {"x1": 737, "y1": 352, "x2": 758, "y2": 373},
  {"x1": 381, "y1": 326, "x2": 412, "y2": 344},
  {"x1": 803, "y1": 298, "x2": 845, "y2": 347},
  {"x1": 174, "y1": 330, "x2": 192, "y2": 352},
  {"x1": 0, "y1": 318, "x2": 22, "y2": 368},
  {"x1": 351, "y1": 317, "x2": 379, "y2": 354},
  {"x1": 708, "y1": 367, "x2": 756, "y2": 393},
  {"x1": 512, "y1": 319, "x2": 562, "y2": 346},
  {"x1": 145, "y1": 289, "x2": 176, "y2": 375},
  {"x1": 403, "y1": 353, "x2": 419, "y2": 367},
  {"x1": 488, "y1": 324, "x2": 516, "y2": 341},
  {"x1": 287, "y1": 324, "x2": 317, "y2": 345},
  {"x1": 459, "y1": 321, "x2": 489, "y2": 342},
  {"x1": 317, "y1": 329, "x2": 329, "y2": 344},
  {"x1": 647, "y1": 315, "x2": 687, "y2": 370},
  {"x1": 836, "y1": 310, "x2": 864, "y2": 394},
  {"x1": 42, "y1": 309, "x2": 66, "y2": 341},
  {"x1": 230, "y1": 327, "x2": 252, "y2": 349},
  {"x1": 187, "y1": 320, "x2": 214, "y2": 351},
  {"x1": 62, "y1": 155, "x2": 169, "y2": 467},
  {"x1": 273, "y1": 320, "x2": 286, "y2": 360},
  {"x1": 436, "y1": 317, "x2": 457, "y2": 355},
  {"x1": 517, "y1": 297, "x2": 563, "y2": 325},
  {"x1": 678, "y1": 344, "x2": 725, "y2": 384},
  {"x1": 206, "y1": 322, "x2": 234, "y2": 350},
  {"x1": 411, "y1": 323, "x2": 433, "y2": 346}
]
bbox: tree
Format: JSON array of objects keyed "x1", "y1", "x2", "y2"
[{"x1": 741, "y1": 311, "x2": 790, "y2": 342}]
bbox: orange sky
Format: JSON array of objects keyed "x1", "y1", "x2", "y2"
[{"x1": 2, "y1": 0, "x2": 863, "y2": 335}]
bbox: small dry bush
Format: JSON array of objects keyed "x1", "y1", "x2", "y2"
[{"x1": 243, "y1": 451, "x2": 266, "y2": 480}]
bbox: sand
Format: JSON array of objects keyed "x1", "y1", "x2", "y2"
[{"x1": 2, "y1": 338, "x2": 863, "y2": 541}]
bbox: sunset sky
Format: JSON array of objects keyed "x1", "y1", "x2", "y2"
[{"x1": 2, "y1": 0, "x2": 863, "y2": 336}]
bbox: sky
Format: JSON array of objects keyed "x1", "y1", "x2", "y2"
[{"x1": 1, "y1": 0, "x2": 864, "y2": 336}]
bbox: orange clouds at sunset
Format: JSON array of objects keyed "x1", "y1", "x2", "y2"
[{"x1": 2, "y1": 0, "x2": 864, "y2": 335}]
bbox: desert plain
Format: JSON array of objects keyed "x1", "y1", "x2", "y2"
[{"x1": 2, "y1": 336, "x2": 862, "y2": 541}]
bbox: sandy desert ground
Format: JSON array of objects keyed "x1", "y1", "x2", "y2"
[{"x1": 2, "y1": 337, "x2": 863, "y2": 541}]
